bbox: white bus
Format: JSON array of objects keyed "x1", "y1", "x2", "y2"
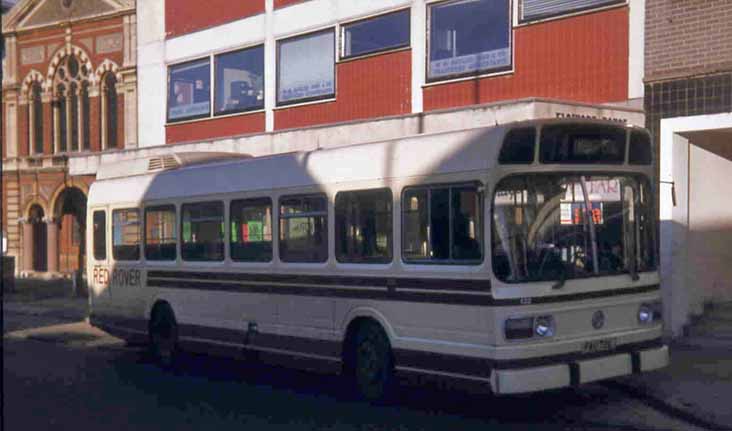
[{"x1": 87, "y1": 118, "x2": 668, "y2": 400}]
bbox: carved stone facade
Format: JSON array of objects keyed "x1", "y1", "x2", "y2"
[{"x1": 2, "y1": 0, "x2": 136, "y2": 277}]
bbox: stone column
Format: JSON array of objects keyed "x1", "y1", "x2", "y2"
[
  {"x1": 45, "y1": 217, "x2": 59, "y2": 274},
  {"x1": 42, "y1": 93, "x2": 53, "y2": 155},
  {"x1": 19, "y1": 218, "x2": 33, "y2": 272}
]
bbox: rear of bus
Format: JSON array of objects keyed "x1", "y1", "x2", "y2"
[{"x1": 487, "y1": 120, "x2": 667, "y2": 394}]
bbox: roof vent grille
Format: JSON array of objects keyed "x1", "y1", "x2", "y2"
[{"x1": 148, "y1": 155, "x2": 180, "y2": 172}]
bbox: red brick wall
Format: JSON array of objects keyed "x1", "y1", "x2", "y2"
[
  {"x1": 42, "y1": 101, "x2": 53, "y2": 155},
  {"x1": 166, "y1": 0, "x2": 265, "y2": 38},
  {"x1": 116, "y1": 95, "x2": 125, "y2": 149},
  {"x1": 166, "y1": 112, "x2": 266, "y2": 145},
  {"x1": 424, "y1": 7, "x2": 629, "y2": 111},
  {"x1": 275, "y1": 49, "x2": 411, "y2": 130},
  {"x1": 89, "y1": 96, "x2": 101, "y2": 152},
  {"x1": 18, "y1": 105, "x2": 29, "y2": 157},
  {"x1": 274, "y1": 0, "x2": 310, "y2": 9},
  {"x1": 646, "y1": 0, "x2": 732, "y2": 82}
]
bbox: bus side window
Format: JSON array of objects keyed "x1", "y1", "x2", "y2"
[
  {"x1": 335, "y1": 188, "x2": 393, "y2": 263},
  {"x1": 181, "y1": 201, "x2": 225, "y2": 261},
  {"x1": 230, "y1": 197, "x2": 273, "y2": 262},
  {"x1": 112, "y1": 208, "x2": 141, "y2": 261},
  {"x1": 93, "y1": 210, "x2": 106, "y2": 261},
  {"x1": 402, "y1": 184, "x2": 483, "y2": 264},
  {"x1": 145, "y1": 205, "x2": 177, "y2": 261},
  {"x1": 499, "y1": 127, "x2": 535, "y2": 164},
  {"x1": 279, "y1": 194, "x2": 328, "y2": 263}
]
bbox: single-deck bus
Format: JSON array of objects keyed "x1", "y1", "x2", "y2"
[{"x1": 87, "y1": 119, "x2": 668, "y2": 400}]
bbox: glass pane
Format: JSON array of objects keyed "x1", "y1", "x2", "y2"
[
  {"x1": 540, "y1": 124, "x2": 626, "y2": 164},
  {"x1": 181, "y1": 202, "x2": 224, "y2": 261},
  {"x1": 492, "y1": 174, "x2": 657, "y2": 282},
  {"x1": 430, "y1": 188, "x2": 450, "y2": 259},
  {"x1": 499, "y1": 127, "x2": 535, "y2": 164},
  {"x1": 428, "y1": 0, "x2": 511, "y2": 79},
  {"x1": 112, "y1": 209, "x2": 140, "y2": 261},
  {"x1": 452, "y1": 187, "x2": 482, "y2": 260},
  {"x1": 82, "y1": 83, "x2": 90, "y2": 151},
  {"x1": 335, "y1": 189, "x2": 392, "y2": 263},
  {"x1": 168, "y1": 59, "x2": 211, "y2": 121},
  {"x1": 402, "y1": 188, "x2": 429, "y2": 259},
  {"x1": 70, "y1": 83, "x2": 78, "y2": 152},
  {"x1": 145, "y1": 206, "x2": 177, "y2": 261},
  {"x1": 279, "y1": 195, "x2": 328, "y2": 262},
  {"x1": 343, "y1": 10, "x2": 410, "y2": 58},
  {"x1": 58, "y1": 85, "x2": 67, "y2": 152},
  {"x1": 215, "y1": 46, "x2": 264, "y2": 115},
  {"x1": 105, "y1": 74, "x2": 118, "y2": 149},
  {"x1": 278, "y1": 31, "x2": 335, "y2": 104},
  {"x1": 93, "y1": 211, "x2": 106, "y2": 260},
  {"x1": 32, "y1": 84, "x2": 43, "y2": 155},
  {"x1": 629, "y1": 130, "x2": 652, "y2": 165},
  {"x1": 230, "y1": 198, "x2": 272, "y2": 262}
]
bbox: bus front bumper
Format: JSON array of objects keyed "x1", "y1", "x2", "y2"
[{"x1": 490, "y1": 344, "x2": 668, "y2": 395}]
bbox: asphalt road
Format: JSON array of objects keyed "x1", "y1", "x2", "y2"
[{"x1": 3, "y1": 308, "x2": 703, "y2": 431}]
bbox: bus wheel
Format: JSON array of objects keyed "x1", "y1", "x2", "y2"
[
  {"x1": 149, "y1": 304, "x2": 178, "y2": 369},
  {"x1": 353, "y1": 320, "x2": 394, "y2": 402}
]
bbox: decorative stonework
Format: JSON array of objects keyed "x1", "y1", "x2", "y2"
[
  {"x1": 96, "y1": 33, "x2": 123, "y2": 54},
  {"x1": 21, "y1": 185, "x2": 34, "y2": 201},
  {"x1": 20, "y1": 46, "x2": 45, "y2": 65},
  {"x1": 21, "y1": 70, "x2": 48, "y2": 94},
  {"x1": 39, "y1": 184, "x2": 55, "y2": 202},
  {"x1": 46, "y1": 44, "x2": 94, "y2": 85},
  {"x1": 95, "y1": 59, "x2": 123, "y2": 84},
  {"x1": 46, "y1": 43, "x2": 61, "y2": 57},
  {"x1": 78, "y1": 37, "x2": 94, "y2": 52}
]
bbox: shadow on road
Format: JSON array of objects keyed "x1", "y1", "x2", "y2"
[{"x1": 107, "y1": 348, "x2": 635, "y2": 430}]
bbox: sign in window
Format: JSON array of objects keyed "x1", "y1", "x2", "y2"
[
  {"x1": 277, "y1": 30, "x2": 335, "y2": 104},
  {"x1": 168, "y1": 59, "x2": 211, "y2": 122}
]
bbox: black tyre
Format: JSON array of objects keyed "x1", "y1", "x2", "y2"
[
  {"x1": 148, "y1": 303, "x2": 178, "y2": 369},
  {"x1": 353, "y1": 320, "x2": 394, "y2": 402}
]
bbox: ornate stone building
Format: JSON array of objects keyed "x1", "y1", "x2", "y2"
[{"x1": 2, "y1": 0, "x2": 137, "y2": 277}]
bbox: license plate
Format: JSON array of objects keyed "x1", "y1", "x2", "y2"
[{"x1": 582, "y1": 338, "x2": 617, "y2": 354}]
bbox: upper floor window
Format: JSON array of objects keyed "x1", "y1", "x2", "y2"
[
  {"x1": 277, "y1": 30, "x2": 335, "y2": 105},
  {"x1": 427, "y1": 0, "x2": 511, "y2": 81},
  {"x1": 341, "y1": 10, "x2": 410, "y2": 59},
  {"x1": 215, "y1": 46, "x2": 265, "y2": 115},
  {"x1": 112, "y1": 208, "x2": 141, "y2": 261},
  {"x1": 520, "y1": 0, "x2": 623, "y2": 22},
  {"x1": 403, "y1": 184, "x2": 483, "y2": 263},
  {"x1": 29, "y1": 82, "x2": 44, "y2": 155},
  {"x1": 168, "y1": 58, "x2": 211, "y2": 122},
  {"x1": 102, "y1": 73, "x2": 118, "y2": 149},
  {"x1": 279, "y1": 195, "x2": 328, "y2": 262},
  {"x1": 52, "y1": 55, "x2": 90, "y2": 153}
]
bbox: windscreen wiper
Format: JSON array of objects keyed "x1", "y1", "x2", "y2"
[{"x1": 552, "y1": 262, "x2": 568, "y2": 290}]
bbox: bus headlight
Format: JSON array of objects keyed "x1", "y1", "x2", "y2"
[
  {"x1": 534, "y1": 315, "x2": 555, "y2": 337},
  {"x1": 505, "y1": 317, "x2": 534, "y2": 340},
  {"x1": 638, "y1": 301, "x2": 662, "y2": 324}
]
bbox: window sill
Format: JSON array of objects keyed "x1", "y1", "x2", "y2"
[
  {"x1": 274, "y1": 97, "x2": 336, "y2": 111},
  {"x1": 422, "y1": 68, "x2": 515, "y2": 88},
  {"x1": 165, "y1": 109, "x2": 265, "y2": 127}
]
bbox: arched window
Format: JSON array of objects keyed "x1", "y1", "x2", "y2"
[
  {"x1": 29, "y1": 82, "x2": 44, "y2": 155},
  {"x1": 53, "y1": 55, "x2": 90, "y2": 153},
  {"x1": 102, "y1": 73, "x2": 118, "y2": 149}
]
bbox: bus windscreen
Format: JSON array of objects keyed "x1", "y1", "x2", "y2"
[
  {"x1": 540, "y1": 124, "x2": 626, "y2": 164},
  {"x1": 492, "y1": 174, "x2": 656, "y2": 283}
]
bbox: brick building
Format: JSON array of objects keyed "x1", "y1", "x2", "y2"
[
  {"x1": 644, "y1": 0, "x2": 732, "y2": 336},
  {"x1": 1, "y1": 0, "x2": 137, "y2": 277}
]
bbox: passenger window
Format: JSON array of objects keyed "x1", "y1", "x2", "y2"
[
  {"x1": 499, "y1": 127, "x2": 536, "y2": 164},
  {"x1": 629, "y1": 130, "x2": 652, "y2": 165},
  {"x1": 402, "y1": 184, "x2": 482, "y2": 263},
  {"x1": 335, "y1": 189, "x2": 393, "y2": 263},
  {"x1": 230, "y1": 198, "x2": 273, "y2": 262},
  {"x1": 145, "y1": 205, "x2": 177, "y2": 261},
  {"x1": 279, "y1": 194, "x2": 328, "y2": 263},
  {"x1": 181, "y1": 201, "x2": 224, "y2": 261},
  {"x1": 112, "y1": 208, "x2": 141, "y2": 261},
  {"x1": 93, "y1": 210, "x2": 106, "y2": 260}
]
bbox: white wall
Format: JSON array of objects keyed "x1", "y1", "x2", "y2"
[
  {"x1": 137, "y1": 0, "x2": 166, "y2": 147},
  {"x1": 659, "y1": 113, "x2": 732, "y2": 337}
]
